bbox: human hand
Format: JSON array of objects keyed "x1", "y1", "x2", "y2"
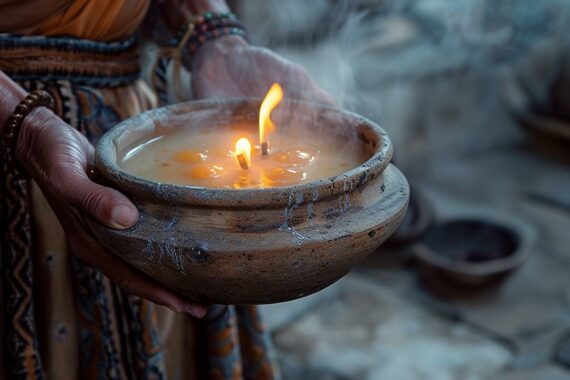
[
  {"x1": 191, "y1": 36, "x2": 334, "y2": 103},
  {"x1": 15, "y1": 107, "x2": 208, "y2": 318}
]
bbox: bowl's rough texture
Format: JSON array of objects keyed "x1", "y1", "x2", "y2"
[{"x1": 91, "y1": 98, "x2": 409, "y2": 304}]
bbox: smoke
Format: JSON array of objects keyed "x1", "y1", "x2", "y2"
[
  {"x1": 142, "y1": 0, "x2": 570, "y2": 194},
  {"x1": 236, "y1": 0, "x2": 570, "y2": 168}
]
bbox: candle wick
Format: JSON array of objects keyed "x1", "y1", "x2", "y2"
[
  {"x1": 236, "y1": 153, "x2": 249, "y2": 170},
  {"x1": 261, "y1": 142, "x2": 269, "y2": 156}
]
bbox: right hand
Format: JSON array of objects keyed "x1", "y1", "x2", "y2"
[{"x1": 15, "y1": 107, "x2": 208, "y2": 318}]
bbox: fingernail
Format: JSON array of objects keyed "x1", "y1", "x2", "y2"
[
  {"x1": 186, "y1": 305, "x2": 208, "y2": 318},
  {"x1": 111, "y1": 204, "x2": 138, "y2": 229}
]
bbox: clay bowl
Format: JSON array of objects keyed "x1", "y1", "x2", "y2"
[
  {"x1": 503, "y1": 71, "x2": 570, "y2": 161},
  {"x1": 91, "y1": 98, "x2": 409, "y2": 304},
  {"x1": 414, "y1": 217, "x2": 531, "y2": 292}
]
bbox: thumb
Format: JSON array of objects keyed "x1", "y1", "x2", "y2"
[{"x1": 59, "y1": 167, "x2": 139, "y2": 229}]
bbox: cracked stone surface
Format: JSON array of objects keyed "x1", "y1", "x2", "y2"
[{"x1": 272, "y1": 275, "x2": 512, "y2": 380}]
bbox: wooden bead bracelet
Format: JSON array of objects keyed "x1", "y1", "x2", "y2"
[{"x1": 1, "y1": 90, "x2": 54, "y2": 179}]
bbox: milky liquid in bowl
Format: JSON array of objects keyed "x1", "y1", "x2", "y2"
[{"x1": 120, "y1": 123, "x2": 368, "y2": 189}]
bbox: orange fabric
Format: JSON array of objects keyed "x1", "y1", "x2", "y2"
[{"x1": 0, "y1": 0, "x2": 150, "y2": 41}]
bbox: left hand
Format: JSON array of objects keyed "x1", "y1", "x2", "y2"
[
  {"x1": 191, "y1": 36, "x2": 334, "y2": 104},
  {"x1": 15, "y1": 107, "x2": 208, "y2": 318}
]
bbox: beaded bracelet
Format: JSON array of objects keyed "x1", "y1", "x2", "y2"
[
  {"x1": 172, "y1": 12, "x2": 246, "y2": 40},
  {"x1": 175, "y1": 12, "x2": 248, "y2": 62},
  {"x1": 1, "y1": 90, "x2": 54, "y2": 179},
  {"x1": 153, "y1": 12, "x2": 248, "y2": 104}
]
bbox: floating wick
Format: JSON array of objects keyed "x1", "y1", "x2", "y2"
[
  {"x1": 261, "y1": 142, "x2": 269, "y2": 156},
  {"x1": 237, "y1": 153, "x2": 249, "y2": 169}
]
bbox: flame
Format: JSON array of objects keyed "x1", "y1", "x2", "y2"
[
  {"x1": 235, "y1": 137, "x2": 252, "y2": 169},
  {"x1": 259, "y1": 83, "x2": 283, "y2": 146}
]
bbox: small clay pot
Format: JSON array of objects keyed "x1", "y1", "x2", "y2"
[
  {"x1": 507, "y1": 107, "x2": 570, "y2": 162},
  {"x1": 503, "y1": 55, "x2": 570, "y2": 161},
  {"x1": 414, "y1": 217, "x2": 531, "y2": 292},
  {"x1": 91, "y1": 98, "x2": 409, "y2": 304}
]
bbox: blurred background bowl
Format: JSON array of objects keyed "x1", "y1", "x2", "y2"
[{"x1": 414, "y1": 217, "x2": 531, "y2": 292}]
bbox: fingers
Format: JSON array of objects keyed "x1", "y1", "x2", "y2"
[
  {"x1": 309, "y1": 85, "x2": 336, "y2": 105},
  {"x1": 72, "y1": 238, "x2": 208, "y2": 318},
  {"x1": 283, "y1": 63, "x2": 336, "y2": 105},
  {"x1": 287, "y1": 84, "x2": 335, "y2": 105},
  {"x1": 111, "y1": 258, "x2": 209, "y2": 318},
  {"x1": 65, "y1": 174, "x2": 139, "y2": 229}
]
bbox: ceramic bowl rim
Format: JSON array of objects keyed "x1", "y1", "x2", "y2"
[{"x1": 96, "y1": 98, "x2": 393, "y2": 208}]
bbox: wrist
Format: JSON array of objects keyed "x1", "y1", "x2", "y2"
[
  {"x1": 179, "y1": 15, "x2": 248, "y2": 68},
  {"x1": 197, "y1": 35, "x2": 248, "y2": 55},
  {"x1": 14, "y1": 107, "x2": 58, "y2": 167},
  {"x1": 0, "y1": 90, "x2": 54, "y2": 183}
]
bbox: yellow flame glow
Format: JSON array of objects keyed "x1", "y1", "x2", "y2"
[
  {"x1": 259, "y1": 83, "x2": 283, "y2": 145},
  {"x1": 235, "y1": 137, "x2": 252, "y2": 169}
]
